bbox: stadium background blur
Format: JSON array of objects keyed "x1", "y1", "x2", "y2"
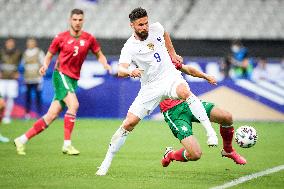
[{"x1": 0, "y1": 0, "x2": 283, "y2": 121}]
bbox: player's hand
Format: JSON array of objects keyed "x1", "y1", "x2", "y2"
[
  {"x1": 130, "y1": 68, "x2": 143, "y2": 78},
  {"x1": 205, "y1": 75, "x2": 217, "y2": 85},
  {"x1": 171, "y1": 54, "x2": 183, "y2": 64},
  {"x1": 39, "y1": 65, "x2": 48, "y2": 76},
  {"x1": 104, "y1": 64, "x2": 112, "y2": 74}
]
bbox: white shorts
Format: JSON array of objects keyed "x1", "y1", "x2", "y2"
[
  {"x1": 0, "y1": 79, "x2": 19, "y2": 98},
  {"x1": 128, "y1": 75, "x2": 189, "y2": 119}
]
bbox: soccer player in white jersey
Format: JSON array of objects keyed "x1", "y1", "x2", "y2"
[{"x1": 96, "y1": 7, "x2": 218, "y2": 176}]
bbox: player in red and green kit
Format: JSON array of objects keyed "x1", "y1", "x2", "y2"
[
  {"x1": 14, "y1": 8, "x2": 112, "y2": 155},
  {"x1": 160, "y1": 61, "x2": 246, "y2": 166}
]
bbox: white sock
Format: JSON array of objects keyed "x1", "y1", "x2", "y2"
[
  {"x1": 18, "y1": 135, "x2": 28, "y2": 144},
  {"x1": 186, "y1": 94, "x2": 216, "y2": 136},
  {"x1": 100, "y1": 126, "x2": 129, "y2": 166},
  {"x1": 64, "y1": 140, "x2": 71, "y2": 147},
  {"x1": 109, "y1": 126, "x2": 129, "y2": 154}
]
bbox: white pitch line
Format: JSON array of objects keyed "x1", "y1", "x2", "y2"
[{"x1": 210, "y1": 164, "x2": 284, "y2": 189}]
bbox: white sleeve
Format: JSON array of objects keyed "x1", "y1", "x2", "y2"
[
  {"x1": 119, "y1": 45, "x2": 132, "y2": 65},
  {"x1": 150, "y1": 22, "x2": 164, "y2": 36}
]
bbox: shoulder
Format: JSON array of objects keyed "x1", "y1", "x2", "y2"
[
  {"x1": 149, "y1": 22, "x2": 164, "y2": 33},
  {"x1": 81, "y1": 31, "x2": 95, "y2": 39},
  {"x1": 56, "y1": 31, "x2": 69, "y2": 38},
  {"x1": 52, "y1": 31, "x2": 68, "y2": 42},
  {"x1": 123, "y1": 36, "x2": 135, "y2": 49}
]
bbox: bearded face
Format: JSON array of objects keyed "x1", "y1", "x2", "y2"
[
  {"x1": 135, "y1": 30, "x2": 148, "y2": 41},
  {"x1": 131, "y1": 16, "x2": 149, "y2": 41}
]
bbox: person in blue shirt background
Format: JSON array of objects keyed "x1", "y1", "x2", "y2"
[{"x1": 229, "y1": 40, "x2": 253, "y2": 79}]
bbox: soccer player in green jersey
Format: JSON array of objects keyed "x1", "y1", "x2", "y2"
[{"x1": 159, "y1": 57, "x2": 246, "y2": 166}]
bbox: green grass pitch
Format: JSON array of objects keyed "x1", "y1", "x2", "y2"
[{"x1": 0, "y1": 119, "x2": 283, "y2": 189}]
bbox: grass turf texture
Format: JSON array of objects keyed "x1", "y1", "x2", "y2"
[{"x1": 0, "y1": 119, "x2": 283, "y2": 189}]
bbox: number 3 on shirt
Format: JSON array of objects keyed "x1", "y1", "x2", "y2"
[
  {"x1": 154, "y1": 53, "x2": 161, "y2": 62},
  {"x1": 73, "y1": 46, "x2": 79, "y2": 56}
]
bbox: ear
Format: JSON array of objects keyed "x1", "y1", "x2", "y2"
[{"x1": 130, "y1": 22, "x2": 134, "y2": 29}]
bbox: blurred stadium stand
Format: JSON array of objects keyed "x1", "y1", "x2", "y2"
[
  {"x1": 175, "y1": 0, "x2": 284, "y2": 39},
  {"x1": 0, "y1": 0, "x2": 283, "y2": 57},
  {"x1": 0, "y1": 0, "x2": 283, "y2": 39}
]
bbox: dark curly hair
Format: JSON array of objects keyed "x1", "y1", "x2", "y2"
[{"x1": 129, "y1": 7, "x2": 147, "y2": 22}]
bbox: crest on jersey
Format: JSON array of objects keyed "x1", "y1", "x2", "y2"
[
  {"x1": 80, "y1": 40, "x2": 85, "y2": 46},
  {"x1": 147, "y1": 43, "x2": 154, "y2": 50}
]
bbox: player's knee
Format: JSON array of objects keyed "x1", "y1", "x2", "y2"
[
  {"x1": 67, "y1": 101, "x2": 79, "y2": 114},
  {"x1": 123, "y1": 122, "x2": 136, "y2": 132},
  {"x1": 222, "y1": 111, "x2": 233, "y2": 125},
  {"x1": 190, "y1": 150, "x2": 202, "y2": 161},
  {"x1": 123, "y1": 113, "x2": 140, "y2": 131},
  {"x1": 72, "y1": 101, "x2": 80, "y2": 111},
  {"x1": 122, "y1": 120, "x2": 137, "y2": 132},
  {"x1": 176, "y1": 85, "x2": 191, "y2": 100}
]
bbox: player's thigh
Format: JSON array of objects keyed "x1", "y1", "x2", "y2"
[
  {"x1": 181, "y1": 135, "x2": 202, "y2": 160},
  {"x1": 128, "y1": 92, "x2": 160, "y2": 120},
  {"x1": 63, "y1": 92, "x2": 79, "y2": 109},
  {"x1": 166, "y1": 76, "x2": 190, "y2": 99},
  {"x1": 210, "y1": 107, "x2": 233, "y2": 125},
  {"x1": 163, "y1": 102, "x2": 194, "y2": 140}
]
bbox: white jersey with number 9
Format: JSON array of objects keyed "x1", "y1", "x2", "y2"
[{"x1": 119, "y1": 22, "x2": 181, "y2": 85}]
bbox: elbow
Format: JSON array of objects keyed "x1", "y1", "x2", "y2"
[
  {"x1": 117, "y1": 71, "x2": 124, "y2": 77},
  {"x1": 117, "y1": 70, "x2": 127, "y2": 77},
  {"x1": 117, "y1": 64, "x2": 130, "y2": 77}
]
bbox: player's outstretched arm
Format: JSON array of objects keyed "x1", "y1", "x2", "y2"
[
  {"x1": 95, "y1": 50, "x2": 112, "y2": 74},
  {"x1": 180, "y1": 65, "x2": 217, "y2": 85},
  {"x1": 39, "y1": 51, "x2": 53, "y2": 76}
]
